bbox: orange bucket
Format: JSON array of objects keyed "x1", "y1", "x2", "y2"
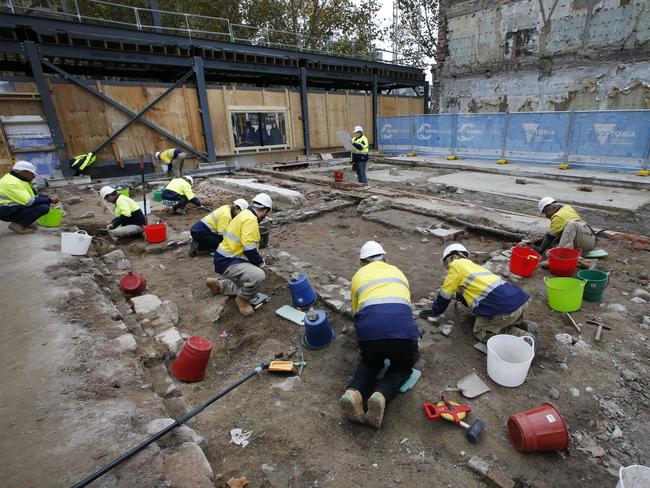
[
  {"x1": 508, "y1": 403, "x2": 569, "y2": 452},
  {"x1": 170, "y1": 336, "x2": 213, "y2": 382},
  {"x1": 334, "y1": 170, "x2": 344, "y2": 182}
]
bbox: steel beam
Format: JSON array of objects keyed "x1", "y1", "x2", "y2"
[
  {"x1": 423, "y1": 81, "x2": 430, "y2": 114},
  {"x1": 149, "y1": 0, "x2": 162, "y2": 33},
  {"x1": 91, "y1": 69, "x2": 195, "y2": 156},
  {"x1": 23, "y1": 41, "x2": 70, "y2": 176},
  {"x1": 193, "y1": 56, "x2": 217, "y2": 163},
  {"x1": 41, "y1": 59, "x2": 207, "y2": 160},
  {"x1": 299, "y1": 66, "x2": 311, "y2": 156},
  {"x1": 371, "y1": 72, "x2": 378, "y2": 149}
]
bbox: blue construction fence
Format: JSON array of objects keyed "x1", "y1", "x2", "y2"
[{"x1": 377, "y1": 110, "x2": 650, "y2": 171}]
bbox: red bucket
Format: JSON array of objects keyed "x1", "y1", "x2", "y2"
[
  {"x1": 144, "y1": 223, "x2": 167, "y2": 243},
  {"x1": 170, "y1": 336, "x2": 213, "y2": 382},
  {"x1": 509, "y1": 246, "x2": 541, "y2": 277},
  {"x1": 334, "y1": 170, "x2": 344, "y2": 182},
  {"x1": 548, "y1": 247, "x2": 581, "y2": 276},
  {"x1": 508, "y1": 403, "x2": 569, "y2": 452},
  {"x1": 120, "y1": 272, "x2": 146, "y2": 295}
]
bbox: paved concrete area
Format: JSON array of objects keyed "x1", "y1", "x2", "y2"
[
  {"x1": 366, "y1": 169, "x2": 432, "y2": 182},
  {"x1": 209, "y1": 177, "x2": 306, "y2": 207},
  {"x1": 426, "y1": 172, "x2": 650, "y2": 211}
]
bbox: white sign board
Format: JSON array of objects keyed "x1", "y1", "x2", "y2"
[{"x1": 336, "y1": 131, "x2": 356, "y2": 151}]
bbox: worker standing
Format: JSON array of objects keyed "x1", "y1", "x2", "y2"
[
  {"x1": 189, "y1": 198, "x2": 249, "y2": 256},
  {"x1": 350, "y1": 125, "x2": 369, "y2": 184},
  {"x1": 339, "y1": 241, "x2": 420, "y2": 429},
  {"x1": 0, "y1": 160, "x2": 58, "y2": 234},
  {"x1": 536, "y1": 196, "x2": 597, "y2": 267},
  {"x1": 155, "y1": 148, "x2": 187, "y2": 176},
  {"x1": 162, "y1": 175, "x2": 202, "y2": 215},
  {"x1": 423, "y1": 243, "x2": 539, "y2": 349},
  {"x1": 99, "y1": 186, "x2": 145, "y2": 240},
  {"x1": 206, "y1": 193, "x2": 272, "y2": 316}
]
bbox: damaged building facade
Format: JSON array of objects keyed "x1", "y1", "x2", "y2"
[{"x1": 433, "y1": 0, "x2": 650, "y2": 113}]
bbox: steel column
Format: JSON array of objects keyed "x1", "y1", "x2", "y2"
[
  {"x1": 299, "y1": 66, "x2": 311, "y2": 156},
  {"x1": 423, "y1": 81, "x2": 430, "y2": 114},
  {"x1": 371, "y1": 73, "x2": 378, "y2": 149},
  {"x1": 149, "y1": 0, "x2": 162, "y2": 33},
  {"x1": 23, "y1": 41, "x2": 70, "y2": 176},
  {"x1": 42, "y1": 60, "x2": 207, "y2": 160},
  {"x1": 192, "y1": 56, "x2": 217, "y2": 163}
]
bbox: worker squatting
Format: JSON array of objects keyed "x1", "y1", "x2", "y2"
[{"x1": 0, "y1": 159, "x2": 600, "y2": 430}]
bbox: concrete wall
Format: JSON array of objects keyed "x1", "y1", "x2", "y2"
[{"x1": 436, "y1": 0, "x2": 650, "y2": 112}]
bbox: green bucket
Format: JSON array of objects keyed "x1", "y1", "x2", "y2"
[
  {"x1": 153, "y1": 189, "x2": 163, "y2": 202},
  {"x1": 544, "y1": 277, "x2": 586, "y2": 312},
  {"x1": 37, "y1": 207, "x2": 63, "y2": 227},
  {"x1": 116, "y1": 188, "x2": 129, "y2": 197},
  {"x1": 576, "y1": 269, "x2": 609, "y2": 302}
]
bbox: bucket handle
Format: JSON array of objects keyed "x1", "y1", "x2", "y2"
[
  {"x1": 75, "y1": 230, "x2": 89, "y2": 236},
  {"x1": 543, "y1": 277, "x2": 550, "y2": 284},
  {"x1": 522, "y1": 335, "x2": 535, "y2": 350}
]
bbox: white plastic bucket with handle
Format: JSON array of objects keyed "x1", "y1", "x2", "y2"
[
  {"x1": 61, "y1": 230, "x2": 92, "y2": 256},
  {"x1": 616, "y1": 465, "x2": 650, "y2": 488},
  {"x1": 487, "y1": 334, "x2": 535, "y2": 387}
]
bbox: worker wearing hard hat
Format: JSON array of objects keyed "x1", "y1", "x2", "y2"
[
  {"x1": 350, "y1": 126, "x2": 369, "y2": 184},
  {"x1": 155, "y1": 148, "x2": 187, "y2": 176},
  {"x1": 189, "y1": 198, "x2": 249, "y2": 256},
  {"x1": 162, "y1": 176, "x2": 202, "y2": 215},
  {"x1": 0, "y1": 160, "x2": 58, "y2": 234},
  {"x1": 536, "y1": 197, "x2": 597, "y2": 265},
  {"x1": 99, "y1": 186, "x2": 145, "y2": 239},
  {"x1": 423, "y1": 243, "x2": 539, "y2": 349},
  {"x1": 206, "y1": 193, "x2": 272, "y2": 316},
  {"x1": 339, "y1": 241, "x2": 420, "y2": 429}
]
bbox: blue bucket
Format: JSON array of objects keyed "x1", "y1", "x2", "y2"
[
  {"x1": 289, "y1": 274, "x2": 317, "y2": 309},
  {"x1": 302, "y1": 309, "x2": 334, "y2": 350}
]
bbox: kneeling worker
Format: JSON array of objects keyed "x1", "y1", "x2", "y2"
[
  {"x1": 0, "y1": 160, "x2": 58, "y2": 234},
  {"x1": 162, "y1": 175, "x2": 202, "y2": 215},
  {"x1": 155, "y1": 148, "x2": 186, "y2": 176},
  {"x1": 206, "y1": 193, "x2": 272, "y2": 316},
  {"x1": 189, "y1": 198, "x2": 249, "y2": 256},
  {"x1": 424, "y1": 243, "x2": 539, "y2": 348},
  {"x1": 339, "y1": 241, "x2": 420, "y2": 429},
  {"x1": 99, "y1": 186, "x2": 145, "y2": 239}
]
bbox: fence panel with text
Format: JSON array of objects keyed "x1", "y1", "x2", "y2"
[
  {"x1": 505, "y1": 112, "x2": 570, "y2": 163},
  {"x1": 377, "y1": 116, "x2": 413, "y2": 153},
  {"x1": 454, "y1": 114, "x2": 506, "y2": 158},
  {"x1": 411, "y1": 114, "x2": 454, "y2": 154}
]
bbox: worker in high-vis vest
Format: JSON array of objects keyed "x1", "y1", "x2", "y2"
[
  {"x1": 423, "y1": 243, "x2": 539, "y2": 349},
  {"x1": 189, "y1": 198, "x2": 249, "y2": 256},
  {"x1": 99, "y1": 186, "x2": 145, "y2": 240},
  {"x1": 206, "y1": 193, "x2": 272, "y2": 316},
  {"x1": 350, "y1": 125, "x2": 369, "y2": 184},
  {"x1": 161, "y1": 175, "x2": 202, "y2": 215},
  {"x1": 536, "y1": 196, "x2": 598, "y2": 268},
  {"x1": 70, "y1": 152, "x2": 96, "y2": 172},
  {"x1": 0, "y1": 160, "x2": 58, "y2": 234},
  {"x1": 155, "y1": 148, "x2": 186, "y2": 176},
  {"x1": 339, "y1": 241, "x2": 420, "y2": 430}
]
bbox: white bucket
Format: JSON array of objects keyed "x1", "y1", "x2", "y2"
[
  {"x1": 486, "y1": 334, "x2": 535, "y2": 387},
  {"x1": 61, "y1": 230, "x2": 93, "y2": 256},
  {"x1": 137, "y1": 200, "x2": 152, "y2": 215},
  {"x1": 616, "y1": 465, "x2": 650, "y2": 488}
]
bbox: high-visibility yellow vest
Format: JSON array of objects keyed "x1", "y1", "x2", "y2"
[
  {"x1": 216, "y1": 209, "x2": 260, "y2": 260},
  {"x1": 201, "y1": 204, "x2": 232, "y2": 234},
  {"x1": 351, "y1": 261, "x2": 411, "y2": 314},
  {"x1": 165, "y1": 178, "x2": 196, "y2": 201},
  {"x1": 440, "y1": 258, "x2": 504, "y2": 311},
  {"x1": 114, "y1": 194, "x2": 139, "y2": 217},
  {"x1": 70, "y1": 152, "x2": 96, "y2": 170},
  {"x1": 351, "y1": 135, "x2": 369, "y2": 155},
  {"x1": 0, "y1": 173, "x2": 37, "y2": 206},
  {"x1": 549, "y1": 205, "x2": 584, "y2": 236},
  {"x1": 159, "y1": 149, "x2": 178, "y2": 163}
]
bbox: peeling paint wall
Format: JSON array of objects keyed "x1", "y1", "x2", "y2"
[{"x1": 436, "y1": 0, "x2": 650, "y2": 112}]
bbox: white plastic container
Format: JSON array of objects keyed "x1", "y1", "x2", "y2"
[
  {"x1": 616, "y1": 465, "x2": 650, "y2": 488},
  {"x1": 486, "y1": 334, "x2": 535, "y2": 387},
  {"x1": 61, "y1": 230, "x2": 92, "y2": 256}
]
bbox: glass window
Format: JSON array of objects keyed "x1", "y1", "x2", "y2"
[{"x1": 231, "y1": 111, "x2": 288, "y2": 149}]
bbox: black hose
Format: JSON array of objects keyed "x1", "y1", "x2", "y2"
[{"x1": 71, "y1": 362, "x2": 269, "y2": 488}]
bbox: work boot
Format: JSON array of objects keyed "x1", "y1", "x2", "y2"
[
  {"x1": 8, "y1": 222, "x2": 35, "y2": 234},
  {"x1": 339, "y1": 389, "x2": 365, "y2": 424},
  {"x1": 364, "y1": 392, "x2": 386, "y2": 429},
  {"x1": 188, "y1": 239, "x2": 199, "y2": 257},
  {"x1": 235, "y1": 296, "x2": 254, "y2": 316},
  {"x1": 27, "y1": 222, "x2": 38, "y2": 230},
  {"x1": 206, "y1": 278, "x2": 222, "y2": 295},
  {"x1": 519, "y1": 320, "x2": 541, "y2": 352}
]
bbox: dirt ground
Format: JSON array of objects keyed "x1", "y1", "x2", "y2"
[{"x1": 7, "y1": 171, "x2": 649, "y2": 487}]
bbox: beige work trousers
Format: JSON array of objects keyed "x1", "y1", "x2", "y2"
[
  {"x1": 558, "y1": 220, "x2": 597, "y2": 253},
  {"x1": 473, "y1": 300, "x2": 530, "y2": 342},
  {"x1": 219, "y1": 262, "x2": 266, "y2": 300}
]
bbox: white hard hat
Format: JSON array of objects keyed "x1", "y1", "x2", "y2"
[
  {"x1": 360, "y1": 240, "x2": 385, "y2": 260},
  {"x1": 233, "y1": 198, "x2": 249, "y2": 211},
  {"x1": 441, "y1": 243, "x2": 469, "y2": 263},
  {"x1": 183, "y1": 175, "x2": 194, "y2": 185},
  {"x1": 538, "y1": 196, "x2": 556, "y2": 213},
  {"x1": 99, "y1": 185, "x2": 117, "y2": 199},
  {"x1": 353, "y1": 125, "x2": 363, "y2": 133},
  {"x1": 252, "y1": 192, "x2": 273, "y2": 210},
  {"x1": 13, "y1": 160, "x2": 37, "y2": 175},
  {"x1": 155, "y1": 151, "x2": 161, "y2": 159}
]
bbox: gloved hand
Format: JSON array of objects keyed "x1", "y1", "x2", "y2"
[
  {"x1": 106, "y1": 223, "x2": 115, "y2": 231},
  {"x1": 419, "y1": 310, "x2": 438, "y2": 320},
  {"x1": 258, "y1": 260, "x2": 266, "y2": 269},
  {"x1": 49, "y1": 195, "x2": 59, "y2": 204}
]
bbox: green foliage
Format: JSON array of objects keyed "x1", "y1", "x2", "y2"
[{"x1": 392, "y1": 0, "x2": 439, "y2": 68}]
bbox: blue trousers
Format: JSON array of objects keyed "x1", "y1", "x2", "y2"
[
  {"x1": 353, "y1": 156, "x2": 368, "y2": 184},
  {"x1": 0, "y1": 204, "x2": 49, "y2": 226}
]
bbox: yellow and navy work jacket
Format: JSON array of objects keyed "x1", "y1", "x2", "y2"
[
  {"x1": 548, "y1": 205, "x2": 584, "y2": 237},
  {"x1": 351, "y1": 135, "x2": 369, "y2": 162},
  {"x1": 112, "y1": 194, "x2": 145, "y2": 227},
  {"x1": 430, "y1": 258, "x2": 528, "y2": 318},
  {"x1": 191, "y1": 204, "x2": 232, "y2": 235},
  {"x1": 0, "y1": 172, "x2": 49, "y2": 208},
  {"x1": 164, "y1": 178, "x2": 196, "y2": 201},
  {"x1": 159, "y1": 148, "x2": 181, "y2": 163},
  {"x1": 213, "y1": 209, "x2": 263, "y2": 273},
  {"x1": 351, "y1": 261, "x2": 419, "y2": 341}
]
